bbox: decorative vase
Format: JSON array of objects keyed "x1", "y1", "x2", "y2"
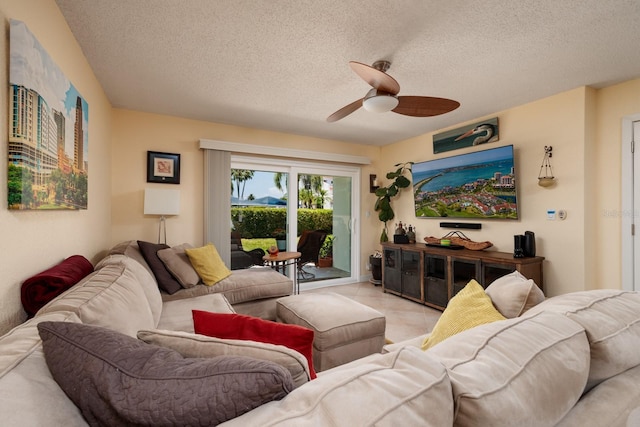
[{"x1": 407, "y1": 225, "x2": 416, "y2": 243}]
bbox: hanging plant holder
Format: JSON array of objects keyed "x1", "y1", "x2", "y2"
[{"x1": 538, "y1": 146, "x2": 555, "y2": 187}]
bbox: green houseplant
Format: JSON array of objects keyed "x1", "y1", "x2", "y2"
[
  {"x1": 318, "y1": 234, "x2": 334, "y2": 267},
  {"x1": 374, "y1": 162, "x2": 413, "y2": 242}
]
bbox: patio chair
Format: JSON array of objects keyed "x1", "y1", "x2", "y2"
[
  {"x1": 230, "y1": 232, "x2": 265, "y2": 270},
  {"x1": 296, "y1": 230, "x2": 327, "y2": 280}
]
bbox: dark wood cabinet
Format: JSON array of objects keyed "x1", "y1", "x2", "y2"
[
  {"x1": 424, "y1": 254, "x2": 448, "y2": 307},
  {"x1": 451, "y1": 257, "x2": 481, "y2": 297},
  {"x1": 382, "y1": 247, "x2": 401, "y2": 293},
  {"x1": 401, "y1": 249, "x2": 422, "y2": 300},
  {"x1": 382, "y1": 243, "x2": 544, "y2": 310},
  {"x1": 382, "y1": 246, "x2": 422, "y2": 301}
]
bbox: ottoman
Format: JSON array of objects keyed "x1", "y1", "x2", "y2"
[{"x1": 276, "y1": 292, "x2": 386, "y2": 371}]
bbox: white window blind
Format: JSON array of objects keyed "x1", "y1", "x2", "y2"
[{"x1": 203, "y1": 149, "x2": 231, "y2": 266}]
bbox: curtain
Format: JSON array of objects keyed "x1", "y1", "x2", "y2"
[{"x1": 204, "y1": 149, "x2": 231, "y2": 266}]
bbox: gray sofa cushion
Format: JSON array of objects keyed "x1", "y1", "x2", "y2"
[
  {"x1": 162, "y1": 267, "x2": 292, "y2": 305},
  {"x1": 222, "y1": 346, "x2": 454, "y2": 426},
  {"x1": 428, "y1": 311, "x2": 590, "y2": 427},
  {"x1": 107, "y1": 240, "x2": 153, "y2": 276},
  {"x1": 37, "y1": 261, "x2": 156, "y2": 337},
  {"x1": 0, "y1": 312, "x2": 86, "y2": 427},
  {"x1": 555, "y1": 364, "x2": 640, "y2": 427},
  {"x1": 525, "y1": 289, "x2": 640, "y2": 390},
  {"x1": 38, "y1": 321, "x2": 294, "y2": 426},
  {"x1": 157, "y1": 293, "x2": 235, "y2": 333},
  {"x1": 94, "y1": 254, "x2": 163, "y2": 327},
  {"x1": 138, "y1": 329, "x2": 311, "y2": 388}
]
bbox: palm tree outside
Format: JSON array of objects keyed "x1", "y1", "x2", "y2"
[{"x1": 231, "y1": 169, "x2": 255, "y2": 200}]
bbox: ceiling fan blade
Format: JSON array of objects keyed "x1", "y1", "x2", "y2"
[
  {"x1": 393, "y1": 96, "x2": 460, "y2": 117},
  {"x1": 326, "y1": 98, "x2": 364, "y2": 122},
  {"x1": 349, "y1": 61, "x2": 400, "y2": 95}
]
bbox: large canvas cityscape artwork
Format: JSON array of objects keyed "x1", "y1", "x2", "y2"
[{"x1": 8, "y1": 20, "x2": 89, "y2": 210}]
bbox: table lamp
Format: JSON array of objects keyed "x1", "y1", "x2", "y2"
[{"x1": 144, "y1": 188, "x2": 180, "y2": 244}]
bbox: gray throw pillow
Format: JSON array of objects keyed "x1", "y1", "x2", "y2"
[
  {"x1": 38, "y1": 321, "x2": 294, "y2": 426},
  {"x1": 485, "y1": 270, "x2": 544, "y2": 318},
  {"x1": 157, "y1": 243, "x2": 200, "y2": 288},
  {"x1": 137, "y1": 240, "x2": 182, "y2": 294}
]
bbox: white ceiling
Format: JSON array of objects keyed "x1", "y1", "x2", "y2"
[{"x1": 55, "y1": 0, "x2": 640, "y2": 146}]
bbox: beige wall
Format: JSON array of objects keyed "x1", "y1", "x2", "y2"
[
  {"x1": 594, "y1": 78, "x2": 640, "y2": 288},
  {"x1": 113, "y1": 85, "x2": 634, "y2": 299},
  {"x1": 111, "y1": 109, "x2": 381, "y2": 261},
  {"x1": 65, "y1": 78, "x2": 640, "y2": 311},
  {"x1": 0, "y1": 0, "x2": 112, "y2": 333},
  {"x1": 378, "y1": 80, "x2": 640, "y2": 295},
  {"x1": 381, "y1": 88, "x2": 591, "y2": 296}
]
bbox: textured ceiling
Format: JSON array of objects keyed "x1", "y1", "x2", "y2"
[{"x1": 55, "y1": 0, "x2": 640, "y2": 146}]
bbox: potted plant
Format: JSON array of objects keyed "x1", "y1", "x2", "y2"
[
  {"x1": 374, "y1": 162, "x2": 413, "y2": 242},
  {"x1": 369, "y1": 251, "x2": 382, "y2": 286},
  {"x1": 317, "y1": 235, "x2": 334, "y2": 268}
]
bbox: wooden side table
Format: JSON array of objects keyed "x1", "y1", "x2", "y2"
[{"x1": 263, "y1": 251, "x2": 302, "y2": 294}]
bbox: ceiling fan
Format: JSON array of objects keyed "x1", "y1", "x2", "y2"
[{"x1": 327, "y1": 60, "x2": 460, "y2": 122}]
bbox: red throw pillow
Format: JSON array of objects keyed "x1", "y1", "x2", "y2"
[{"x1": 193, "y1": 310, "x2": 316, "y2": 379}]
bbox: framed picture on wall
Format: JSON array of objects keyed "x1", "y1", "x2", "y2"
[
  {"x1": 147, "y1": 151, "x2": 180, "y2": 184},
  {"x1": 9, "y1": 20, "x2": 90, "y2": 210}
]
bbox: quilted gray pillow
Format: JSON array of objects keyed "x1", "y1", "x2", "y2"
[{"x1": 38, "y1": 321, "x2": 293, "y2": 426}]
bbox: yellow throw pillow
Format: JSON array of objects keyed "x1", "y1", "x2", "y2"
[
  {"x1": 421, "y1": 279, "x2": 506, "y2": 350},
  {"x1": 185, "y1": 243, "x2": 231, "y2": 286}
]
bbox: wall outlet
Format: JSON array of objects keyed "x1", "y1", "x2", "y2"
[
  {"x1": 547, "y1": 209, "x2": 556, "y2": 220},
  {"x1": 366, "y1": 263, "x2": 371, "y2": 271}
]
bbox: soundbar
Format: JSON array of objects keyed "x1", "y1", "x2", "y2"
[{"x1": 440, "y1": 222, "x2": 482, "y2": 230}]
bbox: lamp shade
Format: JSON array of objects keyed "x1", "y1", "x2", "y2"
[{"x1": 144, "y1": 189, "x2": 180, "y2": 215}]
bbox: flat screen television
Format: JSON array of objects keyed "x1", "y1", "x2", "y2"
[{"x1": 412, "y1": 144, "x2": 518, "y2": 220}]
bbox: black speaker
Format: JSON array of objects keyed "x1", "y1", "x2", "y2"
[
  {"x1": 440, "y1": 222, "x2": 482, "y2": 230},
  {"x1": 393, "y1": 234, "x2": 409, "y2": 244},
  {"x1": 523, "y1": 231, "x2": 536, "y2": 257},
  {"x1": 514, "y1": 235, "x2": 525, "y2": 258}
]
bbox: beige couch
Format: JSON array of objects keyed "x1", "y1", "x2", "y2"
[
  {"x1": 1, "y1": 243, "x2": 639, "y2": 426},
  {"x1": 108, "y1": 240, "x2": 293, "y2": 320}
]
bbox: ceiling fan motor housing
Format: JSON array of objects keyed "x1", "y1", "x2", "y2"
[{"x1": 372, "y1": 60, "x2": 392, "y2": 73}]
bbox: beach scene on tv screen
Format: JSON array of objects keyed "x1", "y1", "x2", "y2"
[{"x1": 413, "y1": 145, "x2": 518, "y2": 220}]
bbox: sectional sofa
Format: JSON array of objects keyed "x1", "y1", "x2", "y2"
[{"x1": 0, "y1": 241, "x2": 639, "y2": 426}]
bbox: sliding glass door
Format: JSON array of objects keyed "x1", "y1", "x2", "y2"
[
  {"x1": 231, "y1": 155, "x2": 360, "y2": 289},
  {"x1": 230, "y1": 167, "x2": 289, "y2": 269},
  {"x1": 292, "y1": 168, "x2": 353, "y2": 284}
]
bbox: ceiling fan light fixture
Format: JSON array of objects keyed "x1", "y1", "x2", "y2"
[
  {"x1": 327, "y1": 60, "x2": 460, "y2": 122},
  {"x1": 362, "y1": 90, "x2": 399, "y2": 113}
]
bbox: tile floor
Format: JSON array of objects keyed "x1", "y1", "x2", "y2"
[{"x1": 303, "y1": 281, "x2": 442, "y2": 344}]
